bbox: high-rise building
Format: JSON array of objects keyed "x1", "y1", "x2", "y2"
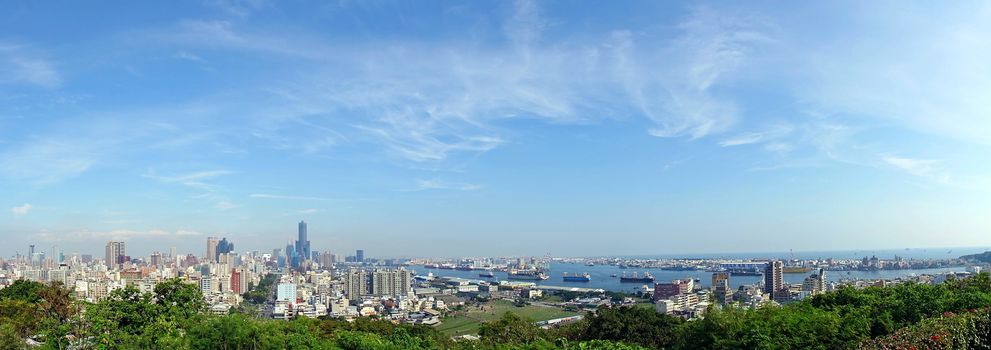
[
  {"x1": 105, "y1": 241, "x2": 125, "y2": 270},
  {"x1": 230, "y1": 268, "x2": 244, "y2": 295},
  {"x1": 51, "y1": 245, "x2": 62, "y2": 264},
  {"x1": 28, "y1": 245, "x2": 36, "y2": 266},
  {"x1": 295, "y1": 221, "x2": 311, "y2": 263},
  {"x1": 764, "y1": 260, "x2": 785, "y2": 300},
  {"x1": 150, "y1": 252, "x2": 163, "y2": 267},
  {"x1": 277, "y1": 283, "x2": 297, "y2": 302},
  {"x1": 320, "y1": 251, "x2": 334, "y2": 267},
  {"x1": 344, "y1": 269, "x2": 369, "y2": 298},
  {"x1": 286, "y1": 242, "x2": 297, "y2": 268},
  {"x1": 802, "y1": 268, "x2": 827, "y2": 295},
  {"x1": 170, "y1": 247, "x2": 177, "y2": 263},
  {"x1": 206, "y1": 237, "x2": 219, "y2": 262},
  {"x1": 356, "y1": 249, "x2": 364, "y2": 263},
  {"x1": 371, "y1": 268, "x2": 412, "y2": 297},
  {"x1": 216, "y1": 238, "x2": 234, "y2": 262},
  {"x1": 711, "y1": 272, "x2": 732, "y2": 304}
]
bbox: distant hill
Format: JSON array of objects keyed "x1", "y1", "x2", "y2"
[{"x1": 959, "y1": 251, "x2": 991, "y2": 263}]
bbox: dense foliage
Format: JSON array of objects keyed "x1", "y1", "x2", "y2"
[
  {"x1": 242, "y1": 273, "x2": 278, "y2": 305},
  {"x1": 1, "y1": 272, "x2": 990, "y2": 349}
]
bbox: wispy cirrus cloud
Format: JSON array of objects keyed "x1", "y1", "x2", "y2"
[
  {"x1": 881, "y1": 155, "x2": 949, "y2": 183},
  {"x1": 408, "y1": 179, "x2": 483, "y2": 191},
  {"x1": 0, "y1": 43, "x2": 61, "y2": 88},
  {"x1": 143, "y1": 169, "x2": 233, "y2": 190},
  {"x1": 147, "y1": 1, "x2": 773, "y2": 165}
]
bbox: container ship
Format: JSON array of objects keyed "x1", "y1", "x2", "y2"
[
  {"x1": 507, "y1": 269, "x2": 549, "y2": 281},
  {"x1": 619, "y1": 272, "x2": 654, "y2": 283},
  {"x1": 563, "y1": 272, "x2": 591, "y2": 282},
  {"x1": 438, "y1": 263, "x2": 455, "y2": 270},
  {"x1": 479, "y1": 270, "x2": 495, "y2": 278}
]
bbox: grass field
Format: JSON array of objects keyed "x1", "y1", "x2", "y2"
[{"x1": 435, "y1": 299, "x2": 580, "y2": 336}]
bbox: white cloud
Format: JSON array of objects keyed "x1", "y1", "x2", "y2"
[
  {"x1": 719, "y1": 124, "x2": 794, "y2": 147},
  {"x1": 145, "y1": 2, "x2": 773, "y2": 164},
  {"x1": 143, "y1": 169, "x2": 233, "y2": 189},
  {"x1": 11, "y1": 203, "x2": 32, "y2": 215},
  {"x1": 882, "y1": 155, "x2": 949, "y2": 182}
]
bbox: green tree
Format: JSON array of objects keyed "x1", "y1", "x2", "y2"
[{"x1": 478, "y1": 312, "x2": 547, "y2": 345}]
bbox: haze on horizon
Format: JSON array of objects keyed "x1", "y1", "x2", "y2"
[{"x1": 2, "y1": 0, "x2": 989, "y2": 258}]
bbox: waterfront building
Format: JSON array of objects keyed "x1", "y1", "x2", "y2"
[
  {"x1": 764, "y1": 260, "x2": 784, "y2": 296},
  {"x1": 372, "y1": 268, "x2": 413, "y2": 297},
  {"x1": 653, "y1": 279, "x2": 693, "y2": 301},
  {"x1": 711, "y1": 272, "x2": 732, "y2": 304},
  {"x1": 802, "y1": 268, "x2": 827, "y2": 295}
]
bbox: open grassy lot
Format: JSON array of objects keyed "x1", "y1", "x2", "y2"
[{"x1": 435, "y1": 299, "x2": 580, "y2": 336}]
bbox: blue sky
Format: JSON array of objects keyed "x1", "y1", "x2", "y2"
[{"x1": 2, "y1": 0, "x2": 989, "y2": 258}]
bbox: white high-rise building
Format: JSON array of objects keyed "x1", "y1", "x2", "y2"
[{"x1": 277, "y1": 283, "x2": 297, "y2": 302}]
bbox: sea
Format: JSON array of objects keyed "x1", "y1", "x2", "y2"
[{"x1": 414, "y1": 247, "x2": 990, "y2": 293}]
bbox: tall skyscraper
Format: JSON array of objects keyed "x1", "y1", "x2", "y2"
[
  {"x1": 216, "y1": 238, "x2": 234, "y2": 262},
  {"x1": 170, "y1": 247, "x2": 177, "y2": 263},
  {"x1": 28, "y1": 244, "x2": 36, "y2": 266},
  {"x1": 51, "y1": 245, "x2": 62, "y2": 264},
  {"x1": 764, "y1": 260, "x2": 784, "y2": 298},
  {"x1": 207, "y1": 237, "x2": 219, "y2": 262},
  {"x1": 286, "y1": 242, "x2": 297, "y2": 268},
  {"x1": 295, "y1": 221, "x2": 310, "y2": 262},
  {"x1": 356, "y1": 249, "x2": 364, "y2": 263},
  {"x1": 105, "y1": 241, "x2": 125, "y2": 270}
]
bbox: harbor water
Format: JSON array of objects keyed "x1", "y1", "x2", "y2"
[{"x1": 416, "y1": 261, "x2": 969, "y2": 293}]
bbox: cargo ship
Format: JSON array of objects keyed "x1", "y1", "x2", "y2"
[
  {"x1": 619, "y1": 272, "x2": 654, "y2": 283},
  {"x1": 438, "y1": 263, "x2": 455, "y2": 270},
  {"x1": 730, "y1": 271, "x2": 763, "y2": 276},
  {"x1": 479, "y1": 270, "x2": 495, "y2": 278},
  {"x1": 507, "y1": 269, "x2": 549, "y2": 281},
  {"x1": 563, "y1": 272, "x2": 591, "y2": 282},
  {"x1": 455, "y1": 265, "x2": 477, "y2": 271},
  {"x1": 424, "y1": 263, "x2": 439, "y2": 269}
]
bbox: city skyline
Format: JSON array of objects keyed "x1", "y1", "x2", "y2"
[{"x1": 3, "y1": 1, "x2": 991, "y2": 257}]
